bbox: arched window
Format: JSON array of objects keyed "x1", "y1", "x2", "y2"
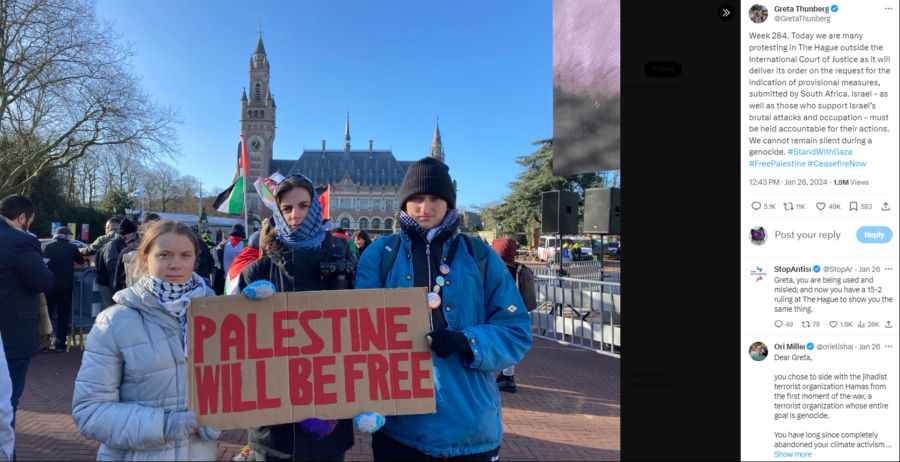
[
  {"x1": 261, "y1": 110, "x2": 264, "y2": 118},
  {"x1": 358, "y1": 218, "x2": 368, "y2": 229},
  {"x1": 340, "y1": 218, "x2": 351, "y2": 229},
  {"x1": 253, "y1": 110, "x2": 259, "y2": 118},
  {"x1": 384, "y1": 218, "x2": 393, "y2": 230},
  {"x1": 255, "y1": 83, "x2": 261, "y2": 101},
  {"x1": 371, "y1": 218, "x2": 381, "y2": 230},
  {"x1": 247, "y1": 110, "x2": 252, "y2": 117}
]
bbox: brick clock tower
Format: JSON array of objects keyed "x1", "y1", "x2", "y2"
[{"x1": 240, "y1": 34, "x2": 276, "y2": 213}]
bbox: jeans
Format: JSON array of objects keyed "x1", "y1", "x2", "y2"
[{"x1": 6, "y1": 358, "x2": 30, "y2": 430}]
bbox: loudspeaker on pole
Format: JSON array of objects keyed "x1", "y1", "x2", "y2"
[
  {"x1": 541, "y1": 191, "x2": 579, "y2": 235},
  {"x1": 583, "y1": 187, "x2": 620, "y2": 235}
]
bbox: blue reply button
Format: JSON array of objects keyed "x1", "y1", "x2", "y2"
[{"x1": 856, "y1": 226, "x2": 893, "y2": 243}]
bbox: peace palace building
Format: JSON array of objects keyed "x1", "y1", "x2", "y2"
[{"x1": 240, "y1": 35, "x2": 454, "y2": 235}]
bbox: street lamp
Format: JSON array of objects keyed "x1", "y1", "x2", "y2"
[{"x1": 199, "y1": 207, "x2": 208, "y2": 233}]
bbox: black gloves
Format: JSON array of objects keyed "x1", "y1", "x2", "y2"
[{"x1": 427, "y1": 329, "x2": 474, "y2": 362}]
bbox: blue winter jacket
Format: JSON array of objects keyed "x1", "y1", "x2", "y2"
[{"x1": 355, "y1": 231, "x2": 532, "y2": 458}]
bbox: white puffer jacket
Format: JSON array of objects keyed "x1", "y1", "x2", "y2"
[{"x1": 72, "y1": 278, "x2": 217, "y2": 461}]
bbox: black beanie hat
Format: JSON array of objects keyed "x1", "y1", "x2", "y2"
[
  {"x1": 118, "y1": 218, "x2": 137, "y2": 236},
  {"x1": 398, "y1": 157, "x2": 456, "y2": 210},
  {"x1": 230, "y1": 224, "x2": 246, "y2": 239}
]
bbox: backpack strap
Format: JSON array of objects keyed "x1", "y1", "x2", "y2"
[
  {"x1": 460, "y1": 234, "x2": 488, "y2": 283},
  {"x1": 379, "y1": 233, "x2": 489, "y2": 286},
  {"x1": 379, "y1": 233, "x2": 403, "y2": 286}
]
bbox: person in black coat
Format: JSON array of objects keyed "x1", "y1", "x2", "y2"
[
  {"x1": 41, "y1": 227, "x2": 85, "y2": 352},
  {"x1": 0, "y1": 194, "x2": 54, "y2": 431},
  {"x1": 111, "y1": 213, "x2": 162, "y2": 292},
  {"x1": 238, "y1": 175, "x2": 357, "y2": 461},
  {"x1": 95, "y1": 218, "x2": 137, "y2": 309}
]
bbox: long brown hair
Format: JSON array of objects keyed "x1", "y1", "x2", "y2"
[{"x1": 132, "y1": 219, "x2": 199, "y2": 279}]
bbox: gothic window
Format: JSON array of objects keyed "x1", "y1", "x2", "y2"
[
  {"x1": 255, "y1": 83, "x2": 261, "y2": 101},
  {"x1": 358, "y1": 218, "x2": 368, "y2": 229},
  {"x1": 340, "y1": 218, "x2": 351, "y2": 229},
  {"x1": 384, "y1": 218, "x2": 393, "y2": 230},
  {"x1": 247, "y1": 110, "x2": 252, "y2": 117},
  {"x1": 261, "y1": 110, "x2": 265, "y2": 118},
  {"x1": 371, "y1": 218, "x2": 381, "y2": 230}
]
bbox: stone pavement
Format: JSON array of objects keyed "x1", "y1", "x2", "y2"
[{"x1": 13, "y1": 337, "x2": 619, "y2": 461}]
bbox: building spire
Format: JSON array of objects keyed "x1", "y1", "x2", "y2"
[
  {"x1": 344, "y1": 112, "x2": 351, "y2": 150},
  {"x1": 254, "y1": 31, "x2": 266, "y2": 56},
  {"x1": 253, "y1": 20, "x2": 266, "y2": 57},
  {"x1": 430, "y1": 118, "x2": 444, "y2": 162}
]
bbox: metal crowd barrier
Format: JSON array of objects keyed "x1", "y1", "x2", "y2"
[
  {"x1": 531, "y1": 260, "x2": 619, "y2": 282},
  {"x1": 531, "y1": 274, "x2": 621, "y2": 356},
  {"x1": 68, "y1": 268, "x2": 102, "y2": 351}
]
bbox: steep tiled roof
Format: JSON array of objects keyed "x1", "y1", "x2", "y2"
[
  {"x1": 270, "y1": 150, "x2": 410, "y2": 187},
  {"x1": 269, "y1": 159, "x2": 296, "y2": 177}
]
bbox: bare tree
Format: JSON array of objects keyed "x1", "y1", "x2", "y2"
[
  {"x1": 0, "y1": 0, "x2": 179, "y2": 197},
  {"x1": 144, "y1": 162, "x2": 182, "y2": 212},
  {"x1": 176, "y1": 175, "x2": 202, "y2": 214},
  {"x1": 77, "y1": 153, "x2": 102, "y2": 206},
  {"x1": 98, "y1": 146, "x2": 145, "y2": 195}
]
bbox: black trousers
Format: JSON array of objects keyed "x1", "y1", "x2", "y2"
[
  {"x1": 372, "y1": 432, "x2": 500, "y2": 462},
  {"x1": 45, "y1": 288, "x2": 73, "y2": 348},
  {"x1": 7, "y1": 358, "x2": 30, "y2": 428}
]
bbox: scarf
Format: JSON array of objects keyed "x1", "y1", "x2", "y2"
[
  {"x1": 273, "y1": 174, "x2": 326, "y2": 249},
  {"x1": 139, "y1": 273, "x2": 208, "y2": 357},
  {"x1": 138, "y1": 273, "x2": 207, "y2": 319},
  {"x1": 228, "y1": 246, "x2": 261, "y2": 280},
  {"x1": 228, "y1": 235, "x2": 243, "y2": 247},
  {"x1": 399, "y1": 208, "x2": 459, "y2": 243}
]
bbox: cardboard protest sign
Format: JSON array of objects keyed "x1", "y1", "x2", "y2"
[{"x1": 188, "y1": 288, "x2": 435, "y2": 430}]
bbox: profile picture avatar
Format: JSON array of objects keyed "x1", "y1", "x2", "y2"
[
  {"x1": 749, "y1": 342, "x2": 768, "y2": 361},
  {"x1": 749, "y1": 5, "x2": 768, "y2": 23},
  {"x1": 749, "y1": 226, "x2": 767, "y2": 246}
]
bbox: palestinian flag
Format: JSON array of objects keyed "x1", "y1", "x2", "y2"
[
  {"x1": 253, "y1": 172, "x2": 285, "y2": 211},
  {"x1": 317, "y1": 184, "x2": 330, "y2": 220},
  {"x1": 212, "y1": 141, "x2": 247, "y2": 214}
]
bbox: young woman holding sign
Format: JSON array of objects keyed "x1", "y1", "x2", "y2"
[
  {"x1": 72, "y1": 219, "x2": 220, "y2": 460},
  {"x1": 236, "y1": 173, "x2": 381, "y2": 462},
  {"x1": 355, "y1": 157, "x2": 532, "y2": 461}
]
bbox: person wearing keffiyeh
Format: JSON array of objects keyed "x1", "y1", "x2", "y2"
[
  {"x1": 72, "y1": 219, "x2": 220, "y2": 461},
  {"x1": 236, "y1": 174, "x2": 374, "y2": 462},
  {"x1": 354, "y1": 157, "x2": 532, "y2": 461}
]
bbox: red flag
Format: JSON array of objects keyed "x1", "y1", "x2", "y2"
[
  {"x1": 239, "y1": 134, "x2": 250, "y2": 179},
  {"x1": 318, "y1": 184, "x2": 330, "y2": 220}
]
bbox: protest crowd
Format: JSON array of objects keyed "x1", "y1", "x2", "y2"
[{"x1": 0, "y1": 157, "x2": 537, "y2": 461}]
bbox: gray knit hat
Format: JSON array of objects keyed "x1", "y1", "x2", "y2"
[{"x1": 248, "y1": 231, "x2": 261, "y2": 249}]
